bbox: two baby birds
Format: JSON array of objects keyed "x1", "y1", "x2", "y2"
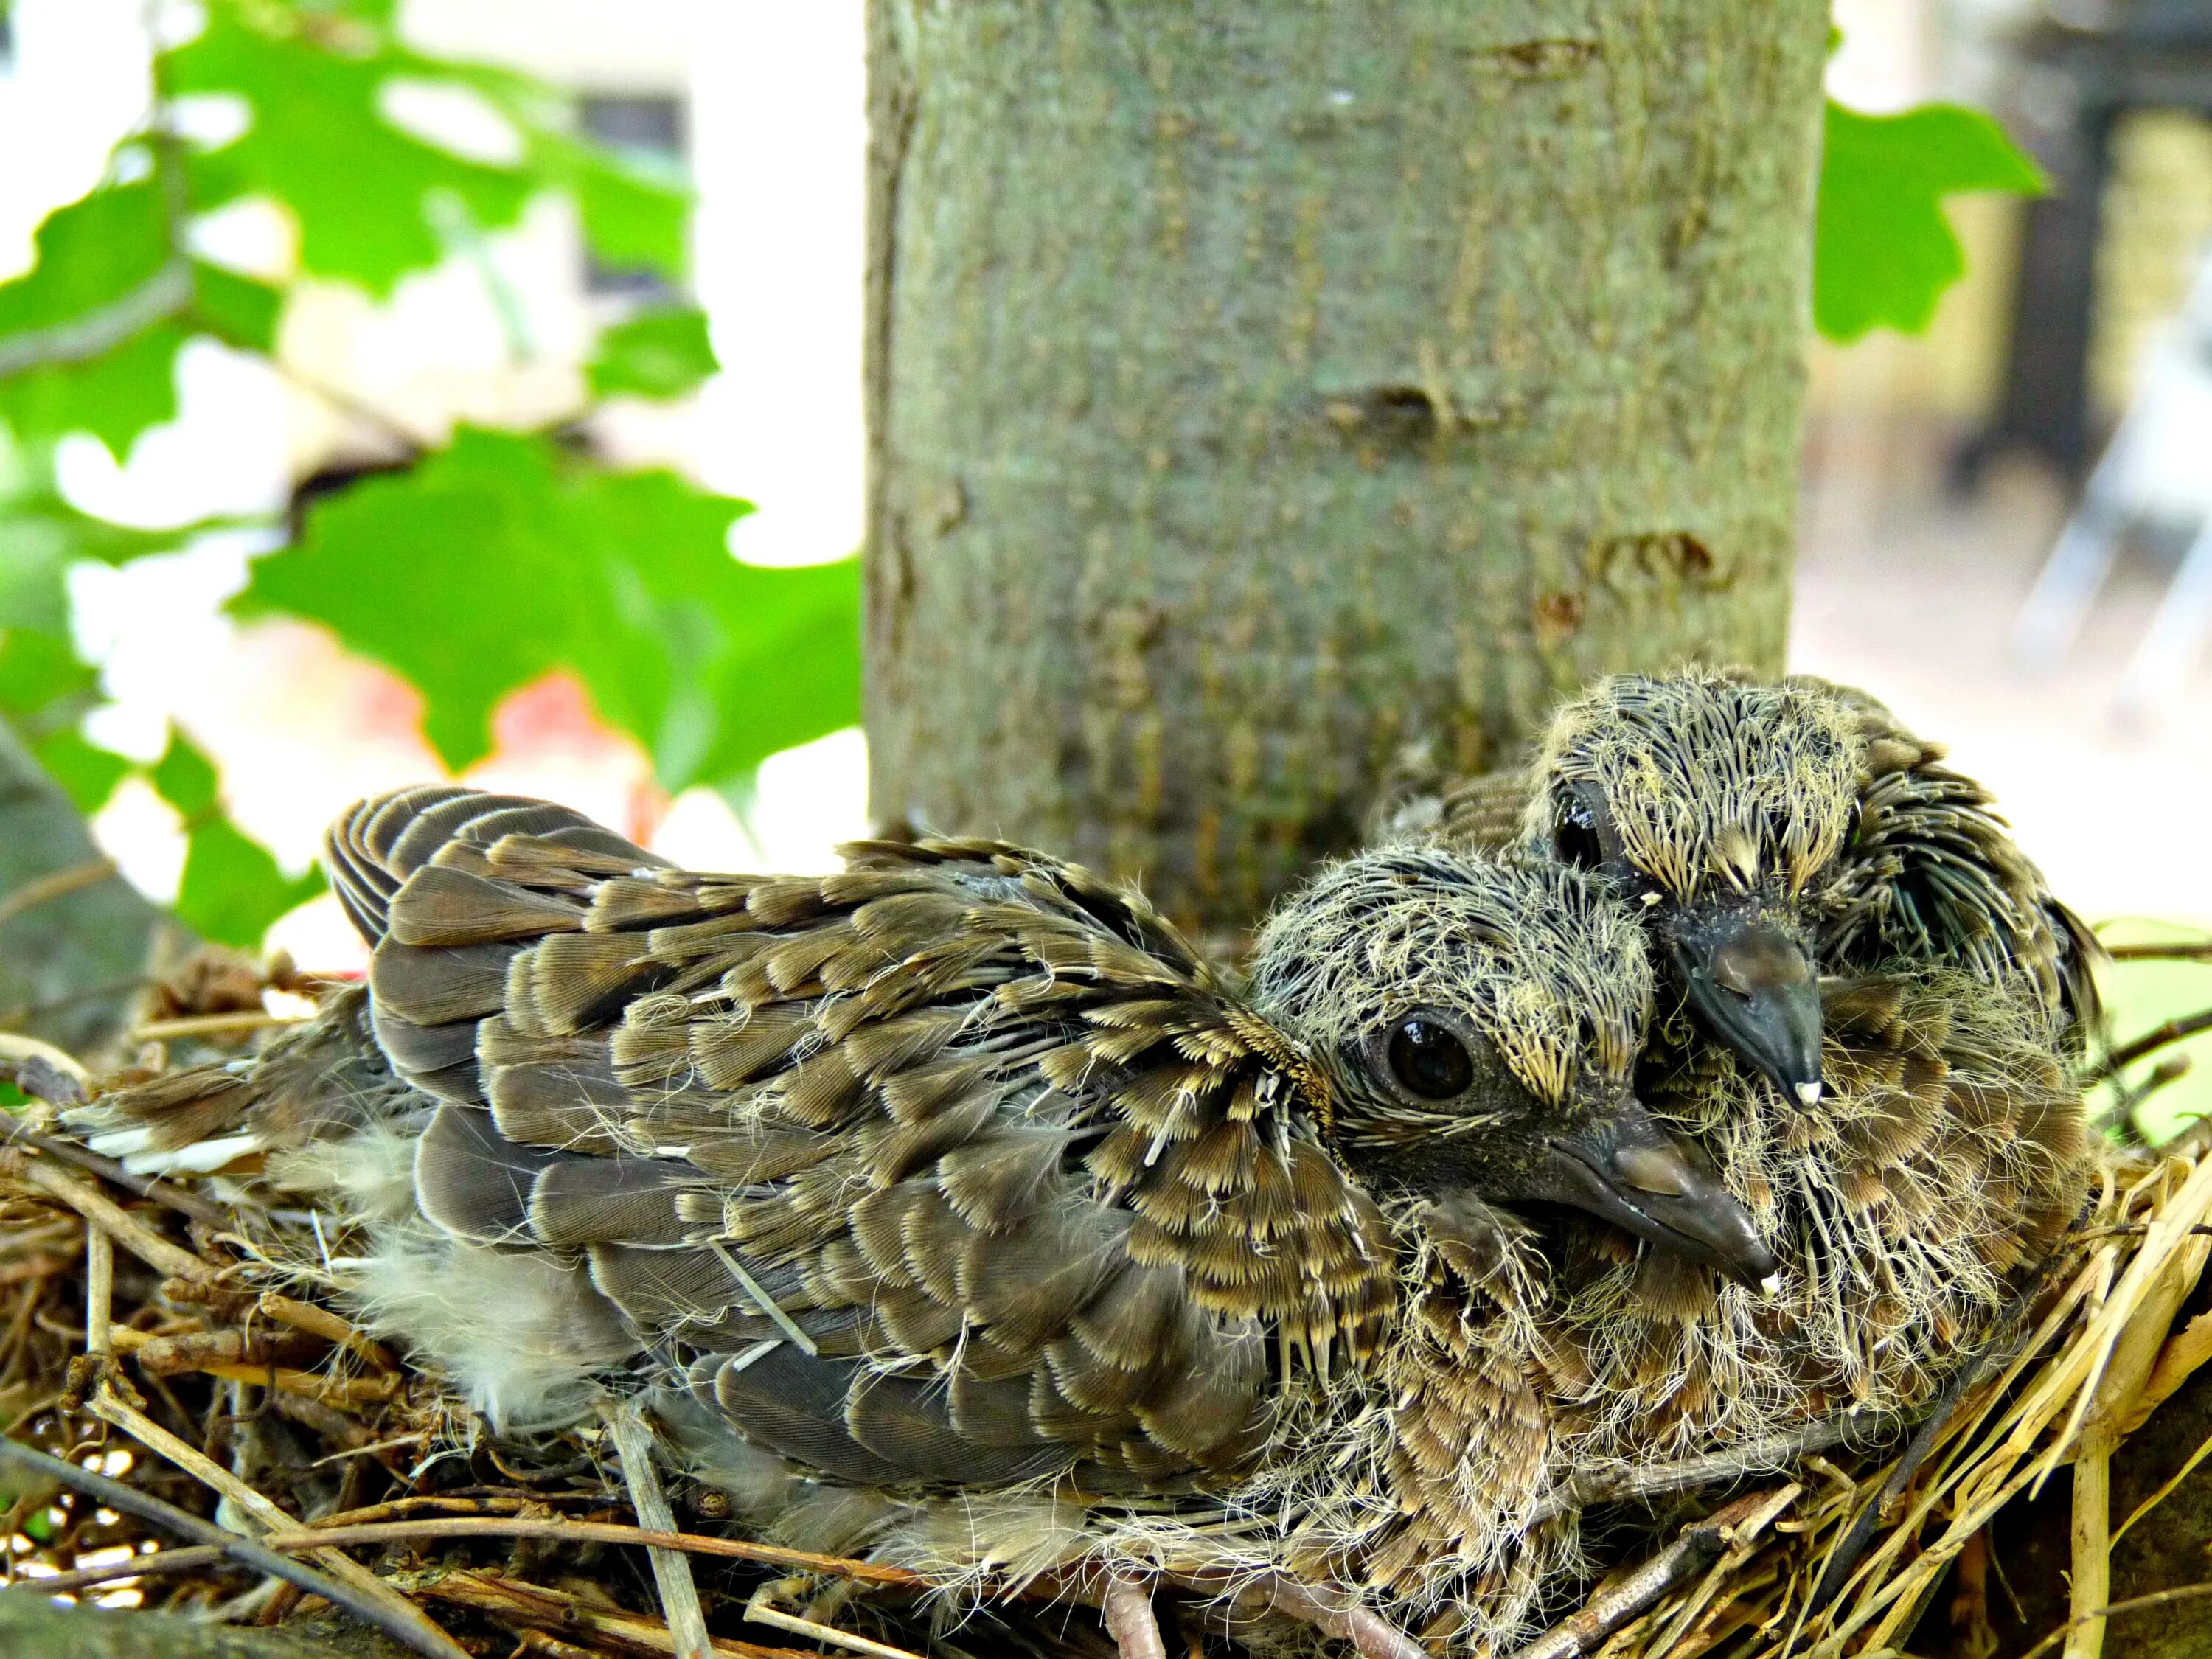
[{"x1": 62, "y1": 670, "x2": 2091, "y2": 1654}]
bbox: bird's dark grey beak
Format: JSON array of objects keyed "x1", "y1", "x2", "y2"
[
  {"x1": 1539, "y1": 1102, "x2": 1779, "y2": 1289},
  {"x1": 1675, "y1": 917, "x2": 1825, "y2": 1107}
]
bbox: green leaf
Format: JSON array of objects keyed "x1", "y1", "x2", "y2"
[
  {"x1": 0, "y1": 321, "x2": 189, "y2": 454},
  {"x1": 0, "y1": 180, "x2": 171, "y2": 337},
  {"x1": 0, "y1": 622, "x2": 131, "y2": 813},
  {"x1": 0, "y1": 630, "x2": 99, "y2": 717},
  {"x1": 189, "y1": 260, "x2": 284, "y2": 352},
  {"x1": 238, "y1": 427, "x2": 859, "y2": 792},
  {"x1": 149, "y1": 729, "x2": 220, "y2": 817},
  {"x1": 537, "y1": 131, "x2": 690, "y2": 277},
  {"x1": 0, "y1": 463, "x2": 196, "y2": 639},
  {"x1": 164, "y1": 2, "x2": 688, "y2": 298},
  {"x1": 147, "y1": 726, "x2": 321, "y2": 946},
  {"x1": 588, "y1": 305, "x2": 717, "y2": 400},
  {"x1": 0, "y1": 180, "x2": 189, "y2": 454},
  {"x1": 33, "y1": 728, "x2": 131, "y2": 815},
  {"x1": 168, "y1": 5, "x2": 535, "y2": 295},
  {"x1": 1815, "y1": 99, "x2": 2045, "y2": 342},
  {"x1": 175, "y1": 813, "x2": 325, "y2": 948}
]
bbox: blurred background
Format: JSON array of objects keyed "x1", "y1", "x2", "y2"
[{"x1": 2, "y1": 0, "x2": 2211, "y2": 1122}]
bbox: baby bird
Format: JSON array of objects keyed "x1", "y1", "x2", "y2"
[
  {"x1": 1537, "y1": 965, "x2": 2087, "y2": 1475},
  {"x1": 1380, "y1": 671, "x2": 2100, "y2": 1100},
  {"x1": 71, "y1": 787, "x2": 1770, "y2": 1645},
  {"x1": 1372, "y1": 674, "x2": 2094, "y2": 1495}
]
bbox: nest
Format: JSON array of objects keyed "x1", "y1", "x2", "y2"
[{"x1": 3, "y1": 969, "x2": 2210, "y2": 1659}]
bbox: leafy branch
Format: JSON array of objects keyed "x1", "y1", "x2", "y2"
[{"x1": 0, "y1": 0, "x2": 860, "y2": 962}]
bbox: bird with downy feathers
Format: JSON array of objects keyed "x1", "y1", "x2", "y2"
[
  {"x1": 1373, "y1": 669, "x2": 2094, "y2": 1489},
  {"x1": 1375, "y1": 669, "x2": 2102, "y2": 1100},
  {"x1": 66, "y1": 786, "x2": 1774, "y2": 1652}
]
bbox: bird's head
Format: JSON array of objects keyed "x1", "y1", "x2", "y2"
[
  {"x1": 1521, "y1": 669, "x2": 1857, "y2": 1107},
  {"x1": 1251, "y1": 846, "x2": 1776, "y2": 1287}
]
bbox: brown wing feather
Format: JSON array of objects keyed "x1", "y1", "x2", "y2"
[{"x1": 319, "y1": 788, "x2": 1402, "y2": 1490}]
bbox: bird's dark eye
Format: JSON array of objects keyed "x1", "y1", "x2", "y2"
[
  {"x1": 1386, "y1": 1016, "x2": 1475, "y2": 1100},
  {"x1": 1554, "y1": 796, "x2": 1604, "y2": 871}
]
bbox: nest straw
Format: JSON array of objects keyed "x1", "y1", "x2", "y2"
[{"x1": 7, "y1": 1009, "x2": 2212, "y2": 1659}]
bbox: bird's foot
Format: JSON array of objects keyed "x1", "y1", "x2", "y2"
[
  {"x1": 1101, "y1": 1571, "x2": 1169, "y2": 1659},
  {"x1": 1248, "y1": 1573, "x2": 1427, "y2": 1659}
]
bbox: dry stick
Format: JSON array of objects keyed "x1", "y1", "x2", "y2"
[
  {"x1": 1813, "y1": 1176, "x2": 2212, "y2": 1658},
  {"x1": 2019, "y1": 1582, "x2": 2212, "y2": 1659},
  {"x1": 131, "y1": 1011, "x2": 299, "y2": 1043},
  {"x1": 1804, "y1": 1245, "x2": 2076, "y2": 1617},
  {"x1": 5, "y1": 1127, "x2": 230, "y2": 1228},
  {"x1": 86, "y1": 1385, "x2": 467, "y2": 1659},
  {"x1": 1102, "y1": 1573, "x2": 1168, "y2": 1659},
  {"x1": 2064, "y1": 1235, "x2": 2203, "y2": 1659},
  {"x1": 0, "y1": 857, "x2": 120, "y2": 932},
  {"x1": 605, "y1": 1401, "x2": 712, "y2": 1659},
  {"x1": 2124, "y1": 1301, "x2": 2212, "y2": 1433},
  {"x1": 104, "y1": 1326, "x2": 401, "y2": 1407},
  {"x1": 1823, "y1": 1237, "x2": 2129, "y2": 1646},
  {"x1": 2112, "y1": 1419, "x2": 2212, "y2": 1551},
  {"x1": 1503, "y1": 1488, "x2": 1786, "y2": 1659},
  {"x1": 13, "y1": 1542, "x2": 229, "y2": 1595},
  {"x1": 1781, "y1": 1236, "x2": 2094, "y2": 1656},
  {"x1": 1531, "y1": 1407, "x2": 1898, "y2": 1524},
  {"x1": 2093, "y1": 1055, "x2": 2193, "y2": 1144},
  {"x1": 0, "y1": 1434, "x2": 450, "y2": 1658},
  {"x1": 257, "y1": 1515, "x2": 926, "y2": 1585},
  {"x1": 2105, "y1": 942, "x2": 2212, "y2": 962},
  {"x1": 2091, "y1": 1007, "x2": 2212, "y2": 1084},
  {"x1": 1951, "y1": 1528, "x2": 1997, "y2": 1658},
  {"x1": 6, "y1": 1150, "x2": 394, "y2": 1365},
  {"x1": 83, "y1": 1228, "x2": 111, "y2": 1363},
  {"x1": 414, "y1": 1569, "x2": 817, "y2": 1659},
  {"x1": 513, "y1": 1631, "x2": 608, "y2": 1659},
  {"x1": 301, "y1": 1494, "x2": 597, "y2": 1528},
  {"x1": 2070, "y1": 1453, "x2": 2112, "y2": 1659},
  {"x1": 745, "y1": 1579, "x2": 926, "y2": 1659},
  {"x1": 1637, "y1": 1484, "x2": 1801, "y2": 1658}
]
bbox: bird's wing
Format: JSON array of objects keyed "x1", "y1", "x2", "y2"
[
  {"x1": 1433, "y1": 766, "x2": 1538, "y2": 850},
  {"x1": 324, "y1": 785, "x2": 672, "y2": 945},
  {"x1": 1802, "y1": 681, "x2": 2103, "y2": 1034},
  {"x1": 351, "y1": 790, "x2": 1397, "y2": 1487}
]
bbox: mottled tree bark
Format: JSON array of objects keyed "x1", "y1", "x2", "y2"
[{"x1": 865, "y1": 1, "x2": 1830, "y2": 933}]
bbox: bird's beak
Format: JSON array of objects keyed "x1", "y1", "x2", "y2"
[
  {"x1": 1674, "y1": 917, "x2": 1825, "y2": 1107},
  {"x1": 1539, "y1": 1100, "x2": 1779, "y2": 1288}
]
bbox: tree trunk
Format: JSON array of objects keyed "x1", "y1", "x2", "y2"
[{"x1": 864, "y1": 1, "x2": 1831, "y2": 935}]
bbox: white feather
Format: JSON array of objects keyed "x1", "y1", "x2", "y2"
[
  {"x1": 347, "y1": 1223, "x2": 636, "y2": 1432},
  {"x1": 122, "y1": 1133, "x2": 262, "y2": 1177}
]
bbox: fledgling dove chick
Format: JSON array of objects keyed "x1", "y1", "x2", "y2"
[
  {"x1": 69, "y1": 788, "x2": 1773, "y2": 1652},
  {"x1": 1371, "y1": 675, "x2": 2093, "y2": 1499},
  {"x1": 1376, "y1": 670, "x2": 2101, "y2": 1104},
  {"x1": 1536, "y1": 964, "x2": 2087, "y2": 1480}
]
